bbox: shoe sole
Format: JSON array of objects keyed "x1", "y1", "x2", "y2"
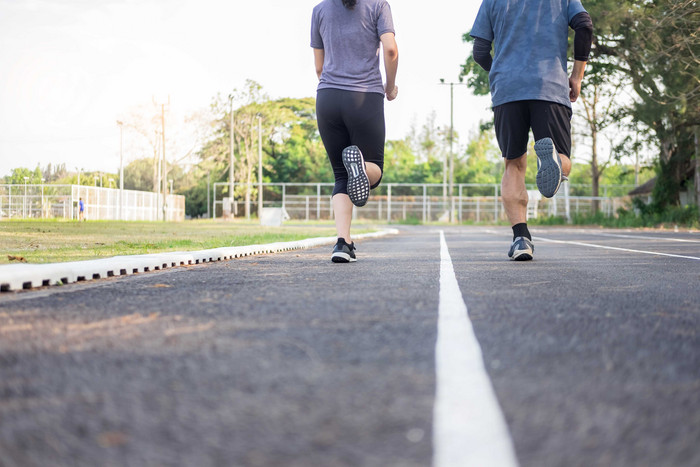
[
  {"x1": 535, "y1": 138, "x2": 562, "y2": 198},
  {"x1": 510, "y1": 251, "x2": 533, "y2": 261},
  {"x1": 331, "y1": 252, "x2": 356, "y2": 263},
  {"x1": 342, "y1": 146, "x2": 370, "y2": 207}
]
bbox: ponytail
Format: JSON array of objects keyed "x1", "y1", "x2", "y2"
[{"x1": 342, "y1": 0, "x2": 357, "y2": 8}]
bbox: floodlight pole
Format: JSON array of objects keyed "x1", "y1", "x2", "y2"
[
  {"x1": 153, "y1": 96, "x2": 170, "y2": 221},
  {"x1": 41, "y1": 178, "x2": 45, "y2": 219},
  {"x1": 161, "y1": 100, "x2": 167, "y2": 221},
  {"x1": 117, "y1": 120, "x2": 124, "y2": 220},
  {"x1": 439, "y1": 79, "x2": 466, "y2": 223},
  {"x1": 229, "y1": 95, "x2": 237, "y2": 216},
  {"x1": 258, "y1": 115, "x2": 263, "y2": 220},
  {"x1": 23, "y1": 177, "x2": 28, "y2": 218}
]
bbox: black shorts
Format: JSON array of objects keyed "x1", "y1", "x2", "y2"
[
  {"x1": 316, "y1": 88, "x2": 385, "y2": 196},
  {"x1": 493, "y1": 100, "x2": 573, "y2": 159}
]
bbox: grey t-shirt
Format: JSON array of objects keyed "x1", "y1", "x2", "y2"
[
  {"x1": 311, "y1": 0, "x2": 395, "y2": 95},
  {"x1": 470, "y1": 0, "x2": 587, "y2": 108}
]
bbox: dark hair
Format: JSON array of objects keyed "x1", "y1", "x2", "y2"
[{"x1": 342, "y1": 0, "x2": 357, "y2": 8}]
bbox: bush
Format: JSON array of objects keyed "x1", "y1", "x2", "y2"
[{"x1": 531, "y1": 202, "x2": 699, "y2": 229}]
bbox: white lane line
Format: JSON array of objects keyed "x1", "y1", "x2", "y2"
[
  {"x1": 535, "y1": 236, "x2": 700, "y2": 261},
  {"x1": 589, "y1": 232, "x2": 700, "y2": 243},
  {"x1": 433, "y1": 231, "x2": 518, "y2": 467}
]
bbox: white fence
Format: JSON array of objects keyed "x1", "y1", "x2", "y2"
[
  {"x1": 210, "y1": 182, "x2": 631, "y2": 223},
  {"x1": 0, "y1": 184, "x2": 185, "y2": 222}
]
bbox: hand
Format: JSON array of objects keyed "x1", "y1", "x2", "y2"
[
  {"x1": 569, "y1": 76, "x2": 582, "y2": 102},
  {"x1": 385, "y1": 84, "x2": 399, "y2": 101}
]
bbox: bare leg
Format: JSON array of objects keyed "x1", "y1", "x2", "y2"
[
  {"x1": 333, "y1": 193, "x2": 354, "y2": 243},
  {"x1": 333, "y1": 161, "x2": 382, "y2": 243},
  {"x1": 365, "y1": 161, "x2": 382, "y2": 186},
  {"x1": 501, "y1": 154, "x2": 528, "y2": 226},
  {"x1": 560, "y1": 154, "x2": 571, "y2": 177}
]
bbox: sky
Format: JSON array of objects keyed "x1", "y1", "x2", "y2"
[{"x1": 0, "y1": 0, "x2": 491, "y2": 178}]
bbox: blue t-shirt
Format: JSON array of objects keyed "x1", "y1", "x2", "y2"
[
  {"x1": 311, "y1": 0, "x2": 395, "y2": 95},
  {"x1": 470, "y1": 0, "x2": 587, "y2": 108}
]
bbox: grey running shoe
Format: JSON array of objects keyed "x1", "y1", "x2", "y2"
[
  {"x1": 508, "y1": 236, "x2": 534, "y2": 261},
  {"x1": 342, "y1": 145, "x2": 370, "y2": 207},
  {"x1": 535, "y1": 137, "x2": 563, "y2": 198},
  {"x1": 331, "y1": 238, "x2": 357, "y2": 263}
]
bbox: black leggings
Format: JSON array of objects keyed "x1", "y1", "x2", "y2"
[{"x1": 316, "y1": 88, "x2": 385, "y2": 197}]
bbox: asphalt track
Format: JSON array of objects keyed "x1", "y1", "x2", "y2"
[{"x1": 0, "y1": 225, "x2": 698, "y2": 466}]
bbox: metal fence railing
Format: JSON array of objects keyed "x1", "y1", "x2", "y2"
[
  {"x1": 0, "y1": 185, "x2": 185, "y2": 221},
  {"x1": 211, "y1": 182, "x2": 632, "y2": 223}
]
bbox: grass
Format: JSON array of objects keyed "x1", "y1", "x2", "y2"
[{"x1": 0, "y1": 219, "x2": 350, "y2": 265}]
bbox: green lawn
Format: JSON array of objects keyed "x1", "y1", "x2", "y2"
[{"x1": 0, "y1": 219, "x2": 344, "y2": 265}]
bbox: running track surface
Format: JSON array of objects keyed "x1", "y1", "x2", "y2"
[{"x1": 0, "y1": 226, "x2": 698, "y2": 466}]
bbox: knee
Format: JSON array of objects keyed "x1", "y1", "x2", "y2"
[{"x1": 504, "y1": 154, "x2": 527, "y2": 175}]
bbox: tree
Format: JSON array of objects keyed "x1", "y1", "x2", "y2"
[
  {"x1": 3, "y1": 167, "x2": 43, "y2": 185},
  {"x1": 202, "y1": 82, "x2": 332, "y2": 217},
  {"x1": 575, "y1": 65, "x2": 630, "y2": 212},
  {"x1": 123, "y1": 158, "x2": 154, "y2": 191},
  {"x1": 455, "y1": 127, "x2": 502, "y2": 188},
  {"x1": 589, "y1": 0, "x2": 700, "y2": 209}
]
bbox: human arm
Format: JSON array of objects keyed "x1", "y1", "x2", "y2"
[
  {"x1": 472, "y1": 36, "x2": 493, "y2": 72},
  {"x1": 380, "y1": 32, "x2": 399, "y2": 101},
  {"x1": 569, "y1": 60, "x2": 586, "y2": 102},
  {"x1": 313, "y1": 48, "x2": 324, "y2": 80},
  {"x1": 569, "y1": 11, "x2": 593, "y2": 102}
]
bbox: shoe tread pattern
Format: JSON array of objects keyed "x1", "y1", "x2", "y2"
[
  {"x1": 342, "y1": 146, "x2": 370, "y2": 207},
  {"x1": 535, "y1": 138, "x2": 562, "y2": 198}
]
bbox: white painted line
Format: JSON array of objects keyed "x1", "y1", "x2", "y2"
[
  {"x1": 535, "y1": 236, "x2": 700, "y2": 261},
  {"x1": 0, "y1": 229, "x2": 400, "y2": 292},
  {"x1": 433, "y1": 231, "x2": 518, "y2": 467},
  {"x1": 589, "y1": 232, "x2": 700, "y2": 243}
]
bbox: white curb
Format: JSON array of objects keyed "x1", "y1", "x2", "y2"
[{"x1": 0, "y1": 229, "x2": 399, "y2": 292}]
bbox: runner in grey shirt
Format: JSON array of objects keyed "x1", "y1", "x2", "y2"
[
  {"x1": 311, "y1": 0, "x2": 394, "y2": 95},
  {"x1": 311, "y1": 0, "x2": 399, "y2": 263}
]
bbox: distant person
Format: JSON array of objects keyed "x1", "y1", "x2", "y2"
[
  {"x1": 78, "y1": 197, "x2": 84, "y2": 222},
  {"x1": 470, "y1": 0, "x2": 593, "y2": 260},
  {"x1": 311, "y1": 0, "x2": 399, "y2": 263}
]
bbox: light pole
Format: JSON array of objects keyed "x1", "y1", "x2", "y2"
[
  {"x1": 206, "y1": 171, "x2": 211, "y2": 219},
  {"x1": 439, "y1": 78, "x2": 466, "y2": 223},
  {"x1": 23, "y1": 176, "x2": 28, "y2": 218},
  {"x1": 258, "y1": 115, "x2": 263, "y2": 220},
  {"x1": 117, "y1": 120, "x2": 124, "y2": 220},
  {"x1": 229, "y1": 94, "x2": 236, "y2": 216},
  {"x1": 41, "y1": 178, "x2": 45, "y2": 219},
  {"x1": 153, "y1": 96, "x2": 170, "y2": 221}
]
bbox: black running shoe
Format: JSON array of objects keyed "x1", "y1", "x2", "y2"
[
  {"x1": 331, "y1": 238, "x2": 357, "y2": 263},
  {"x1": 535, "y1": 137, "x2": 563, "y2": 198},
  {"x1": 508, "y1": 236, "x2": 534, "y2": 261},
  {"x1": 342, "y1": 145, "x2": 370, "y2": 207}
]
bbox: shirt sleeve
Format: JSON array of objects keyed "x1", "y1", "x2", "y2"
[
  {"x1": 377, "y1": 1, "x2": 395, "y2": 37},
  {"x1": 567, "y1": 0, "x2": 587, "y2": 22},
  {"x1": 310, "y1": 8, "x2": 323, "y2": 49},
  {"x1": 470, "y1": 0, "x2": 494, "y2": 42}
]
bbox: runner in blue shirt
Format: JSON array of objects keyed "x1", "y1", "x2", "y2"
[{"x1": 471, "y1": 0, "x2": 593, "y2": 260}]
